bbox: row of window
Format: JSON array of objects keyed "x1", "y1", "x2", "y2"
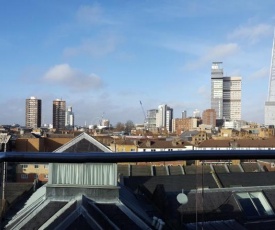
[
  {"x1": 21, "y1": 164, "x2": 48, "y2": 169},
  {"x1": 21, "y1": 174, "x2": 48, "y2": 179}
]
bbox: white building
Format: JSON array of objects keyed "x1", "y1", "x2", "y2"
[
  {"x1": 65, "y1": 106, "x2": 74, "y2": 128},
  {"x1": 156, "y1": 104, "x2": 173, "y2": 132},
  {"x1": 223, "y1": 76, "x2": 242, "y2": 121},
  {"x1": 211, "y1": 62, "x2": 242, "y2": 122},
  {"x1": 193, "y1": 109, "x2": 201, "y2": 118}
]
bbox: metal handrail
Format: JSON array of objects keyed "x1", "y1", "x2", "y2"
[{"x1": 1, "y1": 150, "x2": 275, "y2": 163}]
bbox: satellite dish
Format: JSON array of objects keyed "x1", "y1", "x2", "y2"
[{"x1": 177, "y1": 193, "x2": 188, "y2": 205}]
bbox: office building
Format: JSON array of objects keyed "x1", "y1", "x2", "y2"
[
  {"x1": 65, "y1": 106, "x2": 74, "y2": 129},
  {"x1": 156, "y1": 104, "x2": 173, "y2": 132},
  {"x1": 265, "y1": 30, "x2": 275, "y2": 127},
  {"x1": 211, "y1": 62, "x2": 224, "y2": 120},
  {"x1": 182, "y1": 110, "x2": 187, "y2": 119},
  {"x1": 25, "y1": 96, "x2": 41, "y2": 129},
  {"x1": 223, "y1": 76, "x2": 242, "y2": 121},
  {"x1": 147, "y1": 109, "x2": 158, "y2": 130},
  {"x1": 52, "y1": 99, "x2": 66, "y2": 130},
  {"x1": 211, "y1": 62, "x2": 242, "y2": 121}
]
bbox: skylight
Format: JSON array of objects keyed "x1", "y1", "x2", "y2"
[{"x1": 235, "y1": 192, "x2": 274, "y2": 218}]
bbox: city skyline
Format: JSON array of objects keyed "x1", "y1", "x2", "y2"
[{"x1": 1, "y1": 1, "x2": 275, "y2": 126}]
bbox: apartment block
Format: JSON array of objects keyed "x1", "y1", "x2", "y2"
[
  {"x1": 53, "y1": 99, "x2": 66, "y2": 130},
  {"x1": 25, "y1": 96, "x2": 41, "y2": 129}
]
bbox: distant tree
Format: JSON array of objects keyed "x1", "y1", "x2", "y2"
[
  {"x1": 125, "y1": 120, "x2": 135, "y2": 133},
  {"x1": 115, "y1": 122, "x2": 125, "y2": 132}
]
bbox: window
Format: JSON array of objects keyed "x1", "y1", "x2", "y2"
[
  {"x1": 44, "y1": 164, "x2": 49, "y2": 169},
  {"x1": 21, "y1": 164, "x2": 28, "y2": 169},
  {"x1": 235, "y1": 192, "x2": 274, "y2": 218},
  {"x1": 21, "y1": 174, "x2": 28, "y2": 179},
  {"x1": 34, "y1": 164, "x2": 39, "y2": 168}
]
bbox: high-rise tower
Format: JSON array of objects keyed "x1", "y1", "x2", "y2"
[
  {"x1": 25, "y1": 96, "x2": 42, "y2": 129},
  {"x1": 53, "y1": 99, "x2": 66, "y2": 130},
  {"x1": 223, "y1": 76, "x2": 242, "y2": 121},
  {"x1": 156, "y1": 104, "x2": 173, "y2": 132},
  {"x1": 265, "y1": 30, "x2": 275, "y2": 126},
  {"x1": 211, "y1": 62, "x2": 242, "y2": 122},
  {"x1": 211, "y1": 62, "x2": 224, "y2": 120},
  {"x1": 65, "y1": 106, "x2": 74, "y2": 129}
]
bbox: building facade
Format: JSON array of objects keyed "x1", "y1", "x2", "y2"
[
  {"x1": 223, "y1": 76, "x2": 242, "y2": 121},
  {"x1": 147, "y1": 109, "x2": 158, "y2": 130},
  {"x1": 202, "y1": 109, "x2": 216, "y2": 127},
  {"x1": 265, "y1": 30, "x2": 275, "y2": 126},
  {"x1": 53, "y1": 99, "x2": 66, "y2": 130},
  {"x1": 173, "y1": 117, "x2": 198, "y2": 134},
  {"x1": 156, "y1": 104, "x2": 173, "y2": 132},
  {"x1": 65, "y1": 106, "x2": 74, "y2": 129},
  {"x1": 25, "y1": 96, "x2": 42, "y2": 129},
  {"x1": 211, "y1": 62, "x2": 242, "y2": 122},
  {"x1": 182, "y1": 110, "x2": 187, "y2": 119},
  {"x1": 211, "y1": 62, "x2": 224, "y2": 120}
]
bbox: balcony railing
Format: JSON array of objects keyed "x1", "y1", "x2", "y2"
[{"x1": 1, "y1": 149, "x2": 275, "y2": 163}]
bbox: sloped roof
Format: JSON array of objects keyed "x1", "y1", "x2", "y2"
[
  {"x1": 0, "y1": 183, "x2": 33, "y2": 214},
  {"x1": 123, "y1": 174, "x2": 218, "y2": 193},
  {"x1": 217, "y1": 172, "x2": 275, "y2": 188},
  {"x1": 177, "y1": 190, "x2": 242, "y2": 222},
  {"x1": 53, "y1": 132, "x2": 112, "y2": 153},
  {"x1": 137, "y1": 139, "x2": 193, "y2": 149},
  {"x1": 185, "y1": 219, "x2": 246, "y2": 230},
  {"x1": 5, "y1": 186, "x2": 153, "y2": 230},
  {"x1": 110, "y1": 138, "x2": 137, "y2": 145},
  {"x1": 199, "y1": 138, "x2": 275, "y2": 148},
  {"x1": 180, "y1": 130, "x2": 200, "y2": 139}
]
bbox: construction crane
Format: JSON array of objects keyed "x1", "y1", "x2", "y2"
[{"x1": 139, "y1": 101, "x2": 148, "y2": 129}]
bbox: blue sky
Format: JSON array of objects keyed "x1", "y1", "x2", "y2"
[{"x1": 1, "y1": 0, "x2": 275, "y2": 126}]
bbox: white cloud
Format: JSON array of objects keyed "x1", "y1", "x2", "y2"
[
  {"x1": 185, "y1": 43, "x2": 239, "y2": 69},
  {"x1": 76, "y1": 4, "x2": 115, "y2": 26},
  {"x1": 248, "y1": 67, "x2": 269, "y2": 80},
  {"x1": 228, "y1": 24, "x2": 273, "y2": 43},
  {"x1": 204, "y1": 43, "x2": 239, "y2": 61},
  {"x1": 76, "y1": 5, "x2": 103, "y2": 25},
  {"x1": 43, "y1": 64, "x2": 103, "y2": 91},
  {"x1": 63, "y1": 35, "x2": 121, "y2": 58}
]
